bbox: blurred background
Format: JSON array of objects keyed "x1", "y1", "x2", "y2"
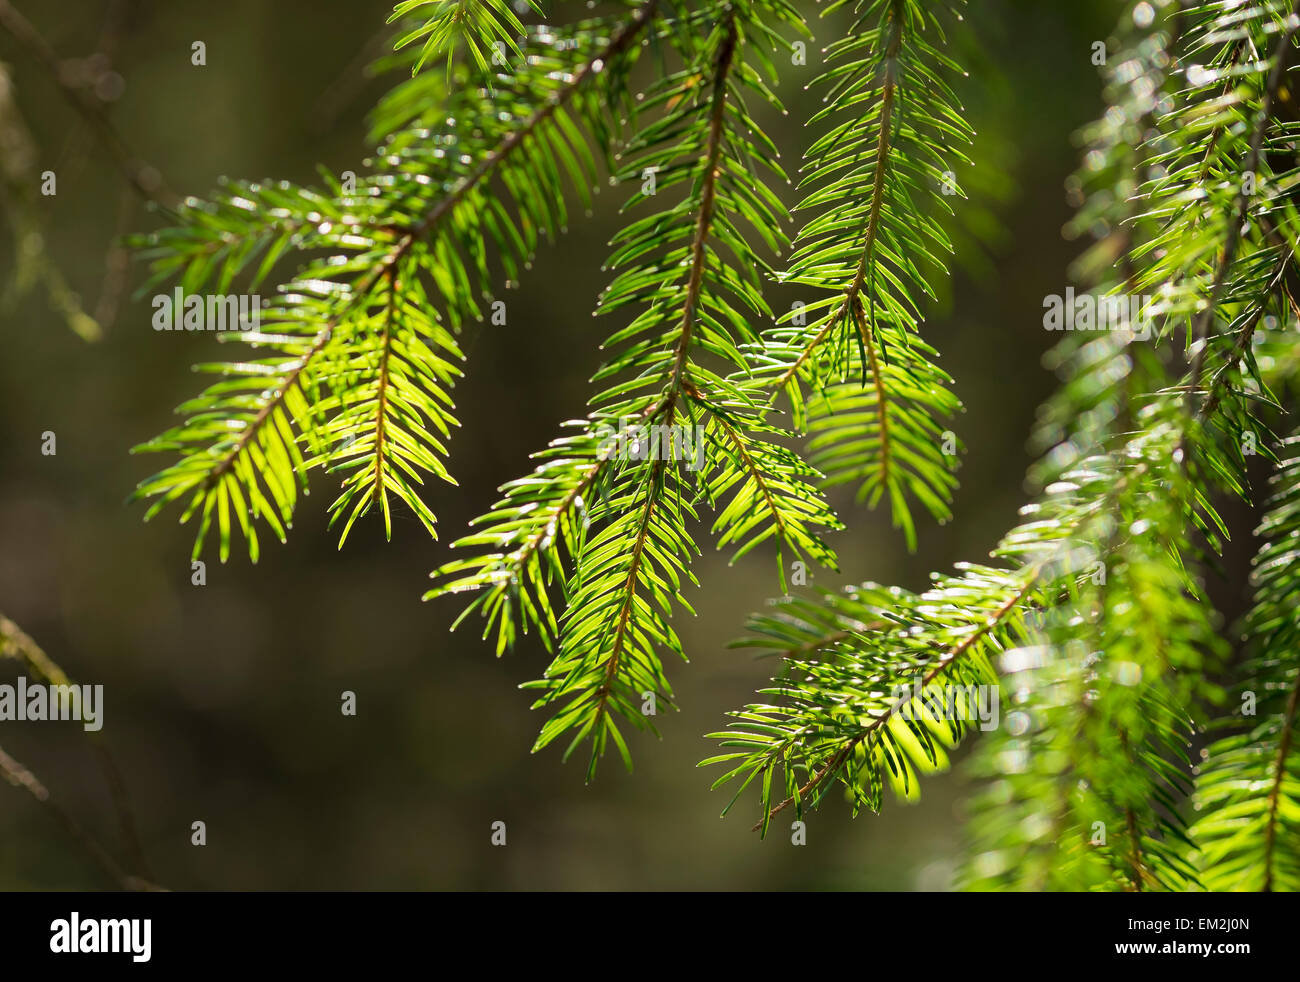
[{"x1": 0, "y1": 0, "x2": 1241, "y2": 890}]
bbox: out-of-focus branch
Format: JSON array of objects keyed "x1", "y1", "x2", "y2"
[
  {"x1": 0, "y1": 612, "x2": 159, "y2": 888},
  {"x1": 0, "y1": 0, "x2": 177, "y2": 209},
  {"x1": 0, "y1": 743, "x2": 163, "y2": 891}
]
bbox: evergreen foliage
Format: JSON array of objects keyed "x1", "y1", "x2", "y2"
[{"x1": 117, "y1": 0, "x2": 1300, "y2": 890}]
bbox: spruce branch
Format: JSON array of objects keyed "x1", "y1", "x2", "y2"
[
  {"x1": 1191, "y1": 435, "x2": 1300, "y2": 891},
  {"x1": 130, "y1": 3, "x2": 660, "y2": 562},
  {"x1": 390, "y1": 0, "x2": 546, "y2": 79},
  {"x1": 710, "y1": 2, "x2": 1300, "y2": 878},
  {"x1": 430, "y1": 0, "x2": 844, "y2": 776},
  {"x1": 746, "y1": 0, "x2": 972, "y2": 546},
  {"x1": 741, "y1": 572, "x2": 1037, "y2": 834}
]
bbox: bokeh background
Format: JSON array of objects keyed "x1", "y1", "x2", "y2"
[{"x1": 0, "y1": 0, "x2": 1255, "y2": 890}]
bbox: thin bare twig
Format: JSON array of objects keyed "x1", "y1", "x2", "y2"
[
  {"x1": 0, "y1": 612, "x2": 158, "y2": 887},
  {"x1": 0, "y1": 743, "x2": 163, "y2": 891}
]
